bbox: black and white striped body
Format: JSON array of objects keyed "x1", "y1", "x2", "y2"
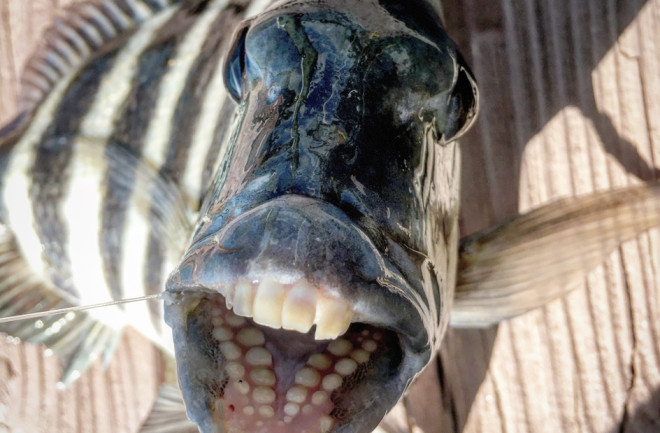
[{"x1": 0, "y1": 0, "x2": 272, "y2": 356}]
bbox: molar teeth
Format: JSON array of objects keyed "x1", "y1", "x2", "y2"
[
  {"x1": 284, "y1": 402, "x2": 300, "y2": 416},
  {"x1": 250, "y1": 368, "x2": 276, "y2": 386},
  {"x1": 253, "y1": 279, "x2": 286, "y2": 328},
  {"x1": 321, "y1": 374, "x2": 342, "y2": 392},
  {"x1": 236, "y1": 328, "x2": 265, "y2": 346},
  {"x1": 286, "y1": 386, "x2": 308, "y2": 403},
  {"x1": 294, "y1": 367, "x2": 321, "y2": 387},
  {"x1": 335, "y1": 358, "x2": 358, "y2": 376},
  {"x1": 320, "y1": 416, "x2": 335, "y2": 433},
  {"x1": 282, "y1": 281, "x2": 317, "y2": 333},
  {"x1": 311, "y1": 391, "x2": 328, "y2": 405},
  {"x1": 314, "y1": 296, "x2": 353, "y2": 340},
  {"x1": 307, "y1": 353, "x2": 332, "y2": 370},
  {"x1": 246, "y1": 347, "x2": 273, "y2": 367}
]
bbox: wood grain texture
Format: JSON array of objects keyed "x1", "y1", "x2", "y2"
[
  {"x1": 398, "y1": 0, "x2": 659, "y2": 432},
  {"x1": 0, "y1": 1, "x2": 659, "y2": 433}
]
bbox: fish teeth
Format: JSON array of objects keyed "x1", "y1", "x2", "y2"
[
  {"x1": 282, "y1": 281, "x2": 317, "y2": 333},
  {"x1": 229, "y1": 277, "x2": 354, "y2": 340},
  {"x1": 252, "y1": 279, "x2": 286, "y2": 327},
  {"x1": 233, "y1": 278, "x2": 255, "y2": 317},
  {"x1": 314, "y1": 296, "x2": 353, "y2": 340}
]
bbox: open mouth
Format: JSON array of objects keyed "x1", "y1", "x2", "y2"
[{"x1": 173, "y1": 278, "x2": 404, "y2": 433}]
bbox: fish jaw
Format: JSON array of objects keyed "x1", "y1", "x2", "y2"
[{"x1": 164, "y1": 195, "x2": 432, "y2": 433}]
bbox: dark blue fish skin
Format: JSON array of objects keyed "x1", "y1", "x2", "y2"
[{"x1": 165, "y1": 0, "x2": 478, "y2": 432}]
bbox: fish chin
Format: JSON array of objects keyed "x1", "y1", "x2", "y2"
[{"x1": 164, "y1": 195, "x2": 432, "y2": 433}]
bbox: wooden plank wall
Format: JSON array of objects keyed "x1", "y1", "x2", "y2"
[
  {"x1": 396, "y1": 1, "x2": 660, "y2": 433},
  {"x1": 0, "y1": 1, "x2": 659, "y2": 433}
]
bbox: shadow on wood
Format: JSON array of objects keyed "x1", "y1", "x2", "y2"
[{"x1": 404, "y1": 0, "x2": 659, "y2": 432}]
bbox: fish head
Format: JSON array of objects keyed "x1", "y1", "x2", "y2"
[{"x1": 164, "y1": 1, "x2": 478, "y2": 433}]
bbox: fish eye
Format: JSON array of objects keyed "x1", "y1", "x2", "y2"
[
  {"x1": 224, "y1": 20, "x2": 251, "y2": 102},
  {"x1": 443, "y1": 63, "x2": 479, "y2": 142}
]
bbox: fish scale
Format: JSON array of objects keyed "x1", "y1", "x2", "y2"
[
  {"x1": 1, "y1": 1, "x2": 660, "y2": 433},
  {"x1": 0, "y1": 0, "x2": 257, "y2": 378}
]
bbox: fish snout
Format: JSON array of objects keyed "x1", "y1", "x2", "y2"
[{"x1": 164, "y1": 195, "x2": 431, "y2": 433}]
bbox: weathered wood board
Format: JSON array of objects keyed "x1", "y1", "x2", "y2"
[
  {"x1": 0, "y1": 0, "x2": 659, "y2": 432},
  {"x1": 396, "y1": 1, "x2": 660, "y2": 432}
]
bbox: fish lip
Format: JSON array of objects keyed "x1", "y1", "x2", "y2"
[
  {"x1": 165, "y1": 194, "x2": 431, "y2": 354},
  {"x1": 163, "y1": 289, "x2": 429, "y2": 433},
  {"x1": 164, "y1": 194, "x2": 435, "y2": 432}
]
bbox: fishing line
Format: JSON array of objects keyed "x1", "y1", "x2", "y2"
[{"x1": 0, "y1": 293, "x2": 163, "y2": 324}]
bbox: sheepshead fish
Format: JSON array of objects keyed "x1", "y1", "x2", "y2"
[
  {"x1": 1, "y1": 0, "x2": 660, "y2": 433},
  {"x1": 163, "y1": 0, "x2": 478, "y2": 431}
]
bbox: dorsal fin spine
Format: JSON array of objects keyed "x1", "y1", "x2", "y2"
[
  {"x1": 100, "y1": 0, "x2": 133, "y2": 30},
  {"x1": 18, "y1": 0, "x2": 179, "y2": 114},
  {"x1": 51, "y1": 37, "x2": 81, "y2": 67},
  {"x1": 78, "y1": 4, "x2": 120, "y2": 38}
]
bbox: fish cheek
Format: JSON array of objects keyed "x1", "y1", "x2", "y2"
[{"x1": 167, "y1": 298, "x2": 229, "y2": 428}]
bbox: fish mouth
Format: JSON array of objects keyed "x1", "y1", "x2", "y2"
[
  {"x1": 169, "y1": 289, "x2": 404, "y2": 433},
  {"x1": 164, "y1": 196, "x2": 432, "y2": 433}
]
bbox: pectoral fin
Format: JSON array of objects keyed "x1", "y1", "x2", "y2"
[
  {"x1": 452, "y1": 181, "x2": 660, "y2": 327},
  {"x1": 139, "y1": 383, "x2": 199, "y2": 433},
  {"x1": 0, "y1": 223, "x2": 123, "y2": 384}
]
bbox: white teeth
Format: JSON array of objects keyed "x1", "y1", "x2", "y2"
[
  {"x1": 237, "y1": 328, "x2": 265, "y2": 346},
  {"x1": 311, "y1": 391, "x2": 328, "y2": 405},
  {"x1": 243, "y1": 406, "x2": 255, "y2": 415},
  {"x1": 335, "y1": 358, "x2": 358, "y2": 376},
  {"x1": 225, "y1": 311, "x2": 246, "y2": 327},
  {"x1": 294, "y1": 367, "x2": 321, "y2": 387},
  {"x1": 253, "y1": 279, "x2": 286, "y2": 328},
  {"x1": 219, "y1": 342, "x2": 242, "y2": 361},
  {"x1": 212, "y1": 327, "x2": 233, "y2": 341},
  {"x1": 234, "y1": 381, "x2": 250, "y2": 395},
  {"x1": 258, "y1": 405, "x2": 275, "y2": 418},
  {"x1": 250, "y1": 368, "x2": 276, "y2": 386},
  {"x1": 246, "y1": 347, "x2": 273, "y2": 367},
  {"x1": 320, "y1": 416, "x2": 335, "y2": 433},
  {"x1": 350, "y1": 349, "x2": 371, "y2": 364},
  {"x1": 286, "y1": 386, "x2": 308, "y2": 403},
  {"x1": 307, "y1": 353, "x2": 332, "y2": 370},
  {"x1": 228, "y1": 279, "x2": 356, "y2": 338},
  {"x1": 327, "y1": 339, "x2": 352, "y2": 356},
  {"x1": 225, "y1": 362, "x2": 245, "y2": 379},
  {"x1": 233, "y1": 279, "x2": 255, "y2": 317},
  {"x1": 321, "y1": 374, "x2": 342, "y2": 392},
  {"x1": 284, "y1": 402, "x2": 300, "y2": 416},
  {"x1": 362, "y1": 340, "x2": 377, "y2": 352},
  {"x1": 253, "y1": 387, "x2": 276, "y2": 404},
  {"x1": 315, "y1": 296, "x2": 353, "y2": 340},
  {"x1": 282, "y1": 281, "x2": 317, "y2": 333}
]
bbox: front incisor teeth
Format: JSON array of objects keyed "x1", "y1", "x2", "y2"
[
  {"x1": 282, "y1": 281, "x2": 317, "y2": 333},
  {"x1": 314, "y1": 296, "x2": 353, "y2": 340},
  {"x1": 233, "y1": 279, "x2": 255, "y2": 317},
  {"x1": 253, "y1": 279, "x2": 286, "y2": 328}
]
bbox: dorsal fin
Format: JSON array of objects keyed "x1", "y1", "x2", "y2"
[{"x1": 18, "y1": 0, "x2": 183, "y2": 115}]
